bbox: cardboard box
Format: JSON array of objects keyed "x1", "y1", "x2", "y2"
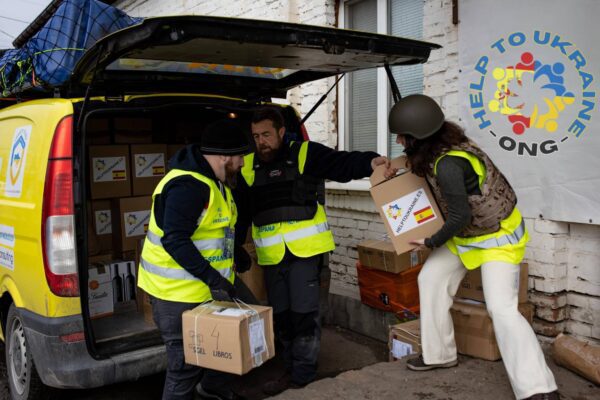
[
  {"x1": 237, "y1": 243, "x2": 268, "y2": 304},
  {"x1": 357, "y1": 239, "x2": 430, "y2": 274},
  {"x1": 88, "y1": 253, "x2": 113, "y2": 265},
  {"x1": 456, "y1": 263, "x2": 529, "y2": 304},
  {"x1": 370, "y1": 156, "x2": 444, "y2": 255},
  {"x1": 89, "y1": 145, "x2": 131, "y2": 199},
  {"x1": 87, "y1": 118, "x2": 110, "y2": 145},
  {"x1": 182, "y1": 301, "x2": 275, "y2": 375},
  {"x1": 131, "y1": 144, "x2": 167, "y2": 196},
  {"x1": 114, "y1": 117, "x2": 153, "y2": 144},
  {"x1": 451, "y1": 299, "x2": 534, "y2": 361},
  {"x1": 389, "y1": 319, "x2": 421, "y2": 361},
  {"x1": 356, "y1": 262, "x2": 421, "y2": 316},
  {"x1": 112, "y1": 196, "x2": 152, "y2": 253},
  {"x1": 88, "y1": 263, "x2": 114, "y2": 318},
  {"x1": 89, "y1": 200, "x2": 113, "y2": 255}
]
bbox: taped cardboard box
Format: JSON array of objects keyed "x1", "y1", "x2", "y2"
[
  {"x1": 130, "y1": 144, "x2": 167, "y2": 196},
  {"x1": 89, "y1": 145, "x2": 131, "y2": 199},
  {"x1": 358, "y1": 239, "x2": 430, "y2": 274},
  {"x1": 370, "y1": 156, "x2": 444, "y2": 255},
  {"x1": 389, "y1": 319, "x2": 421, "y2": 361},
  {"x1": 451, "y1": 299, "x2": 534, "y2": 361},
  {"x1": 112, "y1": 196, "x2": 152, "y2": 253},
  {"x1": 182, "y1": 301, "x2": 275, "y2": 375},
  {"x1": 456, "y1": 263, "x2": 529, "y2": 304}
]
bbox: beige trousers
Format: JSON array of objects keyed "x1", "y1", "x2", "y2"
[{"x1": 418, "y1": 246, "x2": 557, "y2": 399}]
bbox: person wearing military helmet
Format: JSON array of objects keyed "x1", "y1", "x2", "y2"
[
  {"x1": 387, "y1": 94, "x2": 558, "y2": 400},
  {"x1": 137, "y1": 119, "x2": 251, "y2": 400}
]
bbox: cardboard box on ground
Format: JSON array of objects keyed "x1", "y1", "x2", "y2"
[
  {"x1": 456, "y1": 263, "x2": 530, "y2": 303},
  {"x1": 182, "y1": 301, "x2": 275, "y2": 375},
  {"x1": 451, "y1": 299, "x2": 534, "y2": 361},
  {"x1": 389, "y1": 319, "x2": 421, "y2": 361},
  {"x1": 388, "y1": 300, "x2": 534, "y2": 362},
  {"x1": 369, "y1": 156, "x2": 444, "y2": 255}
]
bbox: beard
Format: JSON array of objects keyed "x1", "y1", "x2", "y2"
[
  {"x1": 224, "y1": 160, "x2": 240, "y2": 188},
  {"x1": 256, "y1": 145, "x2": 276, "y2": 162}
]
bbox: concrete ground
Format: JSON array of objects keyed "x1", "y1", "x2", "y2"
[
  {"x1": 1, "y1": 325, "x2": 598, "y2": 399},
  {"x1": 272, "y1": 346, "x2": 600, "y2": 400}
]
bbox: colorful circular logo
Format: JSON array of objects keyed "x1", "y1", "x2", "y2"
[{"x1": 467, "y1": 31, "x2": 597, "y2": 157}]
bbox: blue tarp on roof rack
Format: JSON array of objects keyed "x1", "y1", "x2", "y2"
[{"x1": 0, "y1": 0, "x2": 141, "y2": 97}]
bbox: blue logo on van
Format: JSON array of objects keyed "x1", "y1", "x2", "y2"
[{"x1": 9, "y1": 131, "x2": 27, "y2": 186}]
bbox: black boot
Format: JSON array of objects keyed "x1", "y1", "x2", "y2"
[{"x1": 196, "y1": 384, "x2": 247, "y2": 400}]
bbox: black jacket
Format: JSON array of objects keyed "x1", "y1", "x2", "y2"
[
  {"x1": 152, "y1": 144, "x2": 232, "y2": 286},
  {"x1": 234, "y1": 141, "x2": 379, "y2": 246}
]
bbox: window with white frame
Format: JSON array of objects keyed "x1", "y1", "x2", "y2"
[{"x1": 334, "y1": 0, "x2": 424, "y2": 190}]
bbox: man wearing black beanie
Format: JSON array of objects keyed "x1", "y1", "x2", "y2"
[{"x1": 137, "y1": 119, "x2": 249, "y2": 400}]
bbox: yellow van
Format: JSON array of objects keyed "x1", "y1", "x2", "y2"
[{"x1": 0, "y1": 15, "x2": 438, "y2": 399}]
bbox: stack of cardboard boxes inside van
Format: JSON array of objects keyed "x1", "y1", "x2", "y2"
[{"x1": 86, "y1": 117, "x2": 184, "y2": 321}]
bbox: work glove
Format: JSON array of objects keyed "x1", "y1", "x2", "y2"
[
  {"x1": 234, "y1": 246, "x2": 252, "y2": 274},
  {"x1": 209, "y1": 275, "x2": 237, "y2": 302}
]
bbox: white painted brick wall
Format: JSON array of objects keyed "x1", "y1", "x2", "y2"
[{"x1": 112, "y1": 0, "x2": 600, "y2": 343}]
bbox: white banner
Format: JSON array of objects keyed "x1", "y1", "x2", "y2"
[{"x1": 459, "y1": 0, "x2": 600, "y2": 224}]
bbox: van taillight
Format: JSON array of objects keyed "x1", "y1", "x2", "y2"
[{"x1": 42, "y1": 115, "x2": 79, "y2": 297}]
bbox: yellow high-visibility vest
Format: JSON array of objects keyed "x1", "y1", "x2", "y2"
[
  {"x1": 241, "y1": 141, "x2": 335, "y2": 265},
  {"x1": 137, "y1": 169, "x2": 236, "y2": 302},
  {"x1": 434, "y1": 150, "x2": 529, "y2": 270}
]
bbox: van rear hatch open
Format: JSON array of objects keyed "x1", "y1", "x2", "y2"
[
  {"x1": 71, "y1": 15, "x2": 440, "y2": 99},
  {"x1": 76, "y1": 16, "x2": 440, "y2": 360}
]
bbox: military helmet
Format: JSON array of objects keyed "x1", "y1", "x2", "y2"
[{"x1": 388, "y1": 94, "x2": 445, "y2": 140}]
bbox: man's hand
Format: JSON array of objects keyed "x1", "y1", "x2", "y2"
[
  {"x1": 209, "y1": 276, "x2": 237, "y2": 301},
  {"x1": 371, "y1": 156, "x2": 391, "y2": 171},
  {"x1": 372, "y1": 156, "x2": 399, "y2": 179}
]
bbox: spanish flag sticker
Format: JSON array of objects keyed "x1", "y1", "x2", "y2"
[
  {"x1": 152, "y1": 166, "x2": 165, "y2": 176},
  {"x1": 413, "y1": 206, "x2": 435, "y2": 224},
  {"x1": 112, "y1": 170, "x2": 126, "y2": 180}
]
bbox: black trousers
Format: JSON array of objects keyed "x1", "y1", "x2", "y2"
[
  {"x1": 151, "y1": 297, "x2": 232, "y2": 400},
  {"x1": 263, "y1": 252, "x2": 322, "y2": 385}
]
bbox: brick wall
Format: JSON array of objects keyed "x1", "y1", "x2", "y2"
[{"x1": 327, "y1": 0, "x2": 600, "y2": 345}]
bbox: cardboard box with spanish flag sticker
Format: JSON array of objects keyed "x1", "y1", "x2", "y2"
[
  {"x1": 89, "y1": 145, "x2": 132, "y2": 199},
  {"x1": 370, "y1": 156, "x2": 445, "y2": 255},
  {"x1": 182, "y1": 301, "x2": 275, "y2": 375},
  {"x1": 130, "y1": 144, "x2": 167, "y2": 196},
  {"x1": 112, "y1": 196, "x2": 152, "y2": 253}
]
